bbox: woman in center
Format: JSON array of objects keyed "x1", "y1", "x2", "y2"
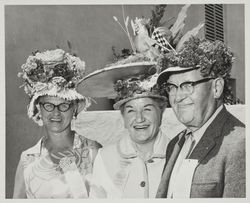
[
  {"x1": 79, "y1": 5, "x2": 202, "y2": 197},
  {"x1": 85, "y1": 67, "x2": 170, "y2": 198}
]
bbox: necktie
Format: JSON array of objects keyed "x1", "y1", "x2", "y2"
[
  {"x1": 167, "y1": 131, "x2": 195, "y2": 198},
  {"x1": 183, "y1": 131, "x2": 195, "y2": 159},
  {"x1": 156, "y1": 132, "x2": 186, "y2": 198}
]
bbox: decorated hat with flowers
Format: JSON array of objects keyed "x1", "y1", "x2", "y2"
[
  {"x1": 113, "y1": 70, "x2": 167, "y2": 109},
  {"x1": 18, "y1": 49, "x2": 92, "y2": 125},
  {"x1": 77, "y1": 5, "x2": 204, "y2": 109}
]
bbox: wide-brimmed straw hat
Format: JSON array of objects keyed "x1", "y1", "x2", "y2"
[
  {"x1": 77, "y1": 60, "x2": 167, "y2": 109},
  {"x1": 78, "y1": 4, "x2": 205, "y2": 109}
]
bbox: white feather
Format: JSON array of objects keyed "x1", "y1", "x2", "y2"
[
  {"x1": 131, "y1": 20, "x2": 136, "y2": 35},
  {"x1": 125, "y1": 16, "x2": 129, "y2": 27},
  {"x1": 170, "y1": 4, "x2": 191, "y2": 38}
]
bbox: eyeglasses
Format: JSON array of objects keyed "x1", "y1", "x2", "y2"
[
  {"x1": 39, "y1": 102, "x2": 72, "y2": 112},
  {"x1": 163, "y1": 78, "x2": 214, "y2": 96}
]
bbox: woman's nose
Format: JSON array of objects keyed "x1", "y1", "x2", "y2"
[
  {"x1": 52, "y1": 106, "x2": 61, "y2": 115},
  {"x1": 135, "y1": 111, "x2": 145, "y2": 122}
]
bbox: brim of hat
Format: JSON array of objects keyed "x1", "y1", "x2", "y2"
[
  {"x1": 113, "y1": 95, "x2": 167, "y2": 110},
  {"x1": 77, "y1": 61, "x2": 157, "y2": 98},
  {"x1": 157, "y1": 66, "x2": 198, "y2": 85}
]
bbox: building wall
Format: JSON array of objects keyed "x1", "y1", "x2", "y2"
[
  {"x1": 5, "y1": 4, "x2": 243, "y2": 198},
  {"x1": 224, "y1": 4, "x2": 245, "y2": 102},
  {"x1": 5, "y1": 4, "x2": 204, "y2": 116}
]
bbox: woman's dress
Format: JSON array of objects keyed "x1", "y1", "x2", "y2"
[{"x1": 19, "y1": 133, "x2": 99, "y2": 198}]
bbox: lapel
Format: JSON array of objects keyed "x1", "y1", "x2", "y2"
[
  {"x1": 162, "y1": 129, "x2": 186, "y2": 172},
  {"x1": 156, "y1": 106, "x2": 230, "y2": 198},
  {"x1": 156, "y1": 130, "x2": 186, "y2": 198},
  {"x1": 189, "y1": 106, "x2": 229, "y2": 162}
]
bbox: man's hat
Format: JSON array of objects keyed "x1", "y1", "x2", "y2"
[
  {"x1": 156, "y1": 37, "x2": 234, "y2": 86},
  {"x1": 157, "y1": 66, "x2": 199, "y2": 85}
]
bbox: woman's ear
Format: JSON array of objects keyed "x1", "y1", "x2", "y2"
[
  {"x1": 213, "y1": 77, "x2": 224, "y2": 99},
  {"x1": 35, "y1": 102, "x2": 42, "y2": 117},
  {"x1": 75, "y1": 100, "x2": 86, "y2": 115}
]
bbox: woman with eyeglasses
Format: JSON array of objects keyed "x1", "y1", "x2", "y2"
[{"x1": 13, "y1": 49, "x2": 101, "y2": 198}]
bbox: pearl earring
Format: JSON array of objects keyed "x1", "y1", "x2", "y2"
[{"x1": 73, "y1": 111, "x2": 77, "y2": 119}]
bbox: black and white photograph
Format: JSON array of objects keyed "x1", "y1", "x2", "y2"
[{"x1": 2, "y1": 0, "x2": 248, "y2": 201}]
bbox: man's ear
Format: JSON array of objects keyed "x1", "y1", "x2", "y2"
[{"x1": 213, "y1": 77, "x2": 224, "y2": 99}]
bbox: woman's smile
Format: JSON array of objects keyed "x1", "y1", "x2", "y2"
[
  {"x1": 133, "y1": 124, "x2": 150, "y2": 130},
  {"x1": 50, "y1": 117, "x2": 62, "y2": 122}
]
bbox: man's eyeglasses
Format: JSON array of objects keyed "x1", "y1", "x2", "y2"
[
  {"x1": 163, "y1": 78, "x2": 214, "y2": 96},
  {"x1": 39, "y1": 102, "x2": 72, "y2": 112}
]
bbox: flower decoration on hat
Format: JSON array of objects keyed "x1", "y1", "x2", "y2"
[
  {"x1": 18, "y1": 49, "x2": 92, "y2": 125},
  {"x1": 111, "y1": 4, "x2": 203, "y2": 66},
  {"x1": 113, "y1": 73, "x2": 167, "y2": 109},
  {"x1": 110, "y1": 5, "x2": 204, "y2": 108},
  {"x1": 77, "y1": 5, "x2": 204, "y2": 109}
]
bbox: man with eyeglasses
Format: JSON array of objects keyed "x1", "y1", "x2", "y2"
[{"x1": 155, "y1": 37, "x2": 245, "y2": 198}]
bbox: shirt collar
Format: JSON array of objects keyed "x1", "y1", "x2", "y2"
[
  {"x1": 25, "y1": 132, "x2": 82, "y2": 156},
  {"x1": 24, "y1": 138, "x2": 44, "y2": 155},
  {"x1": 191, "y1": 105, "x2": 223, "y2": 147},
  {"x1": 117, "y1": 130, "x2": 169, "y2": 159}
]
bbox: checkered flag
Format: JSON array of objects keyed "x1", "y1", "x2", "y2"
[
  {"x1": 152, "y1": 30, "x2": 169, "y2": 53},
  {"x1": 151, "y1": 28, "x2": 176, "y2": 54}
]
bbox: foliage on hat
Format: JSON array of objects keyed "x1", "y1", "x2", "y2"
[
  {"x1": 114, "y1": 74, "x2": 166, "y2": 103},
  {"x1": 161, "y1": 37, "x2": 234, "y2": 77},
  {"x1": 18, "y1": 49, "x2": 86, "y2": 97},
  {"x1": 158, "y1": 37, "x2": 240, "y2": 104},
  {"x1": 148, "y1": 5, "x2": 167, "y2": 35}
]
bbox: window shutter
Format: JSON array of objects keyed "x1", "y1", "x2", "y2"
[{"x1": 205, "y1": 4, "x2": 224, "y2": 41}]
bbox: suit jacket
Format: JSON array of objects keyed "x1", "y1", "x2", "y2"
[{"x1": 161, "y1": 106, "x2": 245, "y2": 198}]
